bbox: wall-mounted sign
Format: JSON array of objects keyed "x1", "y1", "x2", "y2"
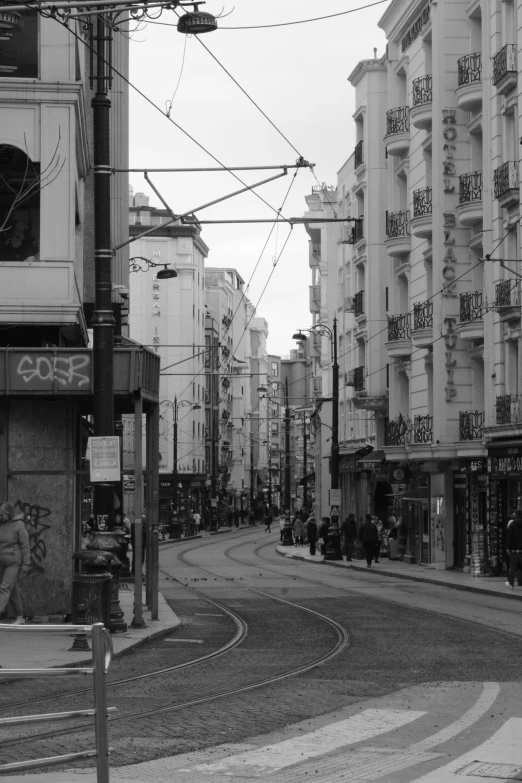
[
  {"x1": 89, "y1": 436, "x2": 121, "y2": 482},
  {"x1": 329, "y1": 489, "x2": 341, "y2": 506}
]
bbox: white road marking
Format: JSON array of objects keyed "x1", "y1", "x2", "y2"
[
  {"x1": 183, "y1": 708, "x2": 425, "y2": 776},
  {"x1": 164, "y1": 639, "x2": 204, "y2": 644},
  {"x1": 195, "y1": 613, "x2": 223, "y2": 616},
  {"x1": 410, "y1": 717, "x2": 522, "y2": 782}
]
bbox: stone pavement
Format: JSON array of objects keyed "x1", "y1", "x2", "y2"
[
  {"x1": 276, "y1": 543, "x2": 522, "y2": 601},
  {"x1": 0, "y1": 586, "x2": 180, "y2": 670}
]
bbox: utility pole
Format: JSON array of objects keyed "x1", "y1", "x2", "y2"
[
  {"x1": 302, "y1": 415, "x2": 308, "y2": 512},
  {"x1": 172, "y1": 397, "x2": 178, "y2": 513},
  {"x1": 284, "y1": 377, "x2": 291, "y2": 512}
]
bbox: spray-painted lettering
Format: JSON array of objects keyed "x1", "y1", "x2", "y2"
[{"x1": 17, "y1": 355, "x2": 91, "y2": 388}]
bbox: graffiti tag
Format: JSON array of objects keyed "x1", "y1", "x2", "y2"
[
  {"x1": 14, "y1": 499, "x2": 52, "y2": 574},
  {"x1": 17, "y1": 355, "x2": 90, "y2": 388}
]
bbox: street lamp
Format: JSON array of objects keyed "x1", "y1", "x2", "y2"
[
  {"x1": 129, "y1": 256, "x2": 177, "y2": 279},
  {"x1": 293, "y1": 318, "x2": 342, "y2": 560},
  {"x1": 162, "y1": 397, "x2": 201, "y2": 515}
]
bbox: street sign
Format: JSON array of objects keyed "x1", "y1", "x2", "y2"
[
  {"x1": 89, "y1": 436, "x2": 121, "y2": 482},
  {"x1": 329, "y1": 489, "x2": 341, "y2": 506}
]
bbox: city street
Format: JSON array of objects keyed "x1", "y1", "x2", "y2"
[{"x1": 2, "y1": 527, "x2": 521, "y2": 782}]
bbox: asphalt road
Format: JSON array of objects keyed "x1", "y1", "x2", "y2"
[{"x1": 1, "y1": 527, "x2": 521, "y2": 774}]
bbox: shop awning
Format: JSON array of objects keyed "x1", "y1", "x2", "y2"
[{"x1": 358, "y1": 449, "x2": 386, "y2": 465}]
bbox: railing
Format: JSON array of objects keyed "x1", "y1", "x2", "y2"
[
  {"x1": 413, "y1": 186, "x2": 432, "y2": 217},
  {"x1": 496, "y1": 394, "x2": 522, "y2": 425},
  {"x1": 387, "y1": 412, "x2": 412, "y2": 446},
  {"x1": 413, "y1": 300, "x2": 433, "y2": 330},
  {"x1": 354, "y1": 365, "x2": 365, "y2": 392},
  {"x1": 459, "y1": 171, "x2": 483, "y2": 203},
  {"x1": 460, "y1": 290, "x2": 483, "y2": 322},
  {"x1": 386, "y1": 106, "x2": 409, "y2": 135},
  {"x1": 412, "y1": 74, "x2": 432, "y2": 105},
  {"x1": 354, "y1": 290, "x2": 365, "y2": 318},
  {"x1": 493, "y1": 161, "x2": 518, "y2": 199},
  {"x1": 0, "y1": 623, "x2": 114, "y2": 781},
  {"x1": 386, "y1": 209, "x2": 410, "y2": 238},
  {"x1": 458, "y1": 52, "x2": 482, "y2": 86},
  {"x1": 352, "y1": 219, "x2": 364, "y2": 243},
  {"x1": 354, "y1": 140, "x2": 363, "y2": 168},
  {"x1": 493, "y1": 43, "x2": 517, "y2": 85},
  {"x1": 413, "y1": 414, "x2": 433, "y2": 443},
  {"x1": 459, "y1": 410, "x2": 485, "y2": 440},
  {"x1": 496, "y1": 279, "x2": 521, "y2": 308},
  {"x1": 388, "y1": 312, "x2": 411, "y2": 341}
]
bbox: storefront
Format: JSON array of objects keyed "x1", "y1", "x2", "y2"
[
  {"x1": 486, "y1": 446, "x2": 522, "y2": 576},
  {"x1": 452, "y1": 459, "x2": 487, "y2": 572}
]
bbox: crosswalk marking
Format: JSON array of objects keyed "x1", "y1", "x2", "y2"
[{"x1": 183, "y1": 708, "x2": 425, "y2": 776}]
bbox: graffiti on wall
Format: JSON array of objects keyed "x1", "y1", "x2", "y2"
[
  {"x1": 16, "y1": 354, "x2": 91, "y2": 388},
  {"x1": 13, "y1": 499, "x2": 52, "y2": 574}
]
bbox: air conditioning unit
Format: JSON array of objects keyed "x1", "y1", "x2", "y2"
[
  {"x1": 344, "y1": 296, "x2": 354, "y2": 312},
  {"x1": 345, "y1": 369, "x2": 356, "y2": 386}
]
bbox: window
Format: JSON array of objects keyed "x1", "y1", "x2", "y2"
[
  {"x1": 271, "y1": 362, "x2": 278, "y2": 377},
  {"x1": 0, "y1": 145, "x2": 40, "y2": 261}
]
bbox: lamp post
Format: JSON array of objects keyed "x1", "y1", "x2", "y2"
[
  {"x1": 291, "y1": 411, "x2": 311, "y2": 514},
  {"x1": 162, "y1": 397, "x2": 200, "y2": 517},
  {"x1": 293, "y1": 318, "x2": 341, "y2": 560}
]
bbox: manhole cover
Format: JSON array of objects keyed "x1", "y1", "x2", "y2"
[{"x1": 457, "y1": 762, "x2": 522, "y2": 779}]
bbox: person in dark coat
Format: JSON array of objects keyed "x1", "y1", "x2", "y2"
[
  {"x1": 506, "y1": 509, "x2": 522, "y2": 588},
  {"x1": 264, "y1": 507, "x2": 273, "y2": 533},
  {"x1": 358, "y1": 513, "x2": 379, "y2": 567},
  {"x1": 341, "y1": 513, "x2": 357, "y2": 561},
  {"x1": 130, "y1": 515, "x2": 147, "y2": 575},
  {"x1": 305, "y1": 516, "x2": 318, "y2": 556},
  {"x1": 319, "y1": 516, "x2": 330, "y2": 555}
]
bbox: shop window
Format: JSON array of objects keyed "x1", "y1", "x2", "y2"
[
  {"x1": 0, "y1": 6, "x2": 38, "y2": 77},
  {"x1": 0, "y1": 144, "x2": 40, "y2": 261}
]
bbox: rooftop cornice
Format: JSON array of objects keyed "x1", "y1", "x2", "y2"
[{"x1": 348, "y1": 57, "x2": 387, "y2": 87}]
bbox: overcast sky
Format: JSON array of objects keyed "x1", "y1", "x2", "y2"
[{"x1": 129, "y1": 0, "x2": 387, "y2": 357}]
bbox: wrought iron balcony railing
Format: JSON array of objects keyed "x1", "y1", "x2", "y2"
[
  {"x1": 354, "y1": 365, "x2": 365, "y2": 392},
  {"x1": 354, "y1": 140, "x2": 363, "y2": 169},
  {"x1": 385, "y1": 209, "x2": 410, "y2": 238},
  {"x1": 386, "y1": 106, "x2": 409, "y2": 135},
  {"x1": 459, "y1": 171, "x2": 483, "y2": 204},
  {"x1": 460, "y1": 291, "x2": 483, "y2": 322},
  {"x1": 413, "y1": 414, "x2": 433, "y2": 443},
  {"x1": 459, "y1": 410, "x2": 485, "y2": 440},
  {"x1": 413, "y1": 186, "x2": 432, "y2": 217},
  {"x1": 352, "y1": 219, "x2": 364, "y2": 243},
  {"x1": 388, "y1": 313, "x2": 411, "y2": 341},
  {"x1": 457, "y1": 52, "x2": 482, "y2": 86},
  {"x1": 496, "y1": 394, "x2": 522, "y2": 425},
  {"x1": 413, "y1": 300, "x2": 433, "y2": 330},
  {"x1": 412, "y1": 74, "x2": 432, "y2": 106},
  {"x1": 387, "y1": 413, "x2": 412, "y2": 446},
  {"x1": 492, "y1": 43, "x2": 517, "y2": 86},
  {"x1": 354, "y1": 290, "x2": 365, "y2": 318},
  {"x1": 495, "y1": 279, "x2": 521, "y2": 309},
  {"x1": 493, "y1": 161, "x2": 518, "y2": 199}
]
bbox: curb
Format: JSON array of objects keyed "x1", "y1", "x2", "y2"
[{"x1": 277, "y1": 549, "x2": 522, "y2": 602}]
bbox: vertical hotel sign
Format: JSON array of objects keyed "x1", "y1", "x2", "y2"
[{"x1": 89, "y1": 437, "x2": 121, "y2": 482}]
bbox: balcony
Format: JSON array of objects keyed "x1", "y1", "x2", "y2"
[
  {"x1": 459, "y1": 410, "x2": 485, "y2": 440},
  {"x1": 410, "y1": 75, "x2": 432, "y2": 129},
  {"x1": 387, "y1": 413, "x2": 412, "y2": 446},
  {"x1": 492, "y1": 43, "x2": 517, "y2": 94},
  {"x1": 412, "y1": 300, "x2": 433, "y2": 347},
  {"x1": 411, "y1": 187, "x2": 432, "y2": 238},
  {"x1": 493, "y1": 161, "x2": 519, "y2": 208},
  {"x1": 456, "y1": 53, "x2": 482, "y2": 110},
  {"x1": 309, "y1": 285, "x2": 321, "y2": 313},
  {"x1": 384, "y1": 106, "x2": 410, "y2": 157},
  {"x1": 495, "y1": 279, "x2": 521, "y2": 320},
  {"x1": 354, "y1": 365, "x2": 365, "y2": 392},
  {"x1": 384, "y1": 210, "x2": 411, "y2": 256},
  {"x1": 496, "y1": 394, "x2": 522, "y2": 425},
  {"x1": 354, "y1": 290, "x2": 365, "y2": 318},
  {"x1": 457, "y1": 291, "x2": 484, "y2": 340},
  {"x1": 413, "y1": 414, "x2": 433, "y2": 444},
  {"x1": 354, "y1": 140, "x2": 363, "y2": 170},
  {"x1": 456, "y1": 171, "x2": 483, "y2": 226},
  {"x1": 385, "y1": 313, "x2": 412, "y2": 358}
]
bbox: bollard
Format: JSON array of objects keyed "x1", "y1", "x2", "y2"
[{"x1": 69, "y1": 604, "x2": 90, "y2": 652}]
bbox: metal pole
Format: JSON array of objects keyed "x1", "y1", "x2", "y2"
[
  {"x1": 250, "y1": 423, "x2": 255, "y2": 523},
  {"x1": 131, "y1": 395, "x2": 145, "y2": 628},
  {"x1": 267, "y1": 400, "x2": 272, "y2": 513},
  {"x1": 92, "y1": 623, "x2": 110, "y2": 783},
  {"x1": 92, "y1": 13, "x2": 116, "y2": 527},
  {"x1": 284, "y1": 378, "x2": 291, "y2": 511},
  {"x1": 173, "y1": 398, "x2": 178, "y2": 513},
  {"x1": 210, "y1": 339, "x2": 219, "y2": 531},
  {"x1": 303, "y1": 415, "x2": 308, "y2": 512},
  {"x1": 151, "y1": 529, "x2": 158, "y2": 620},
  {"x1": 325, "y1": 317, "x2": 342, "y2": 560}
]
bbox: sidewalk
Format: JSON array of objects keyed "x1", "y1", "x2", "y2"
[
  {"x1": 0, "y1": 586, "x2": 180, "y2": 670},
  {"x1": 276, "y1": 544, "x2": 522, "y2": 601}
]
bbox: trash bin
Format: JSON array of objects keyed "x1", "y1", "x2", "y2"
[
  {"x1": 388, "y1": 539, "x2": 399, "y2": 560},
  {"x1": 72, "y1": 572, "x2": 112, "y2": 626}
]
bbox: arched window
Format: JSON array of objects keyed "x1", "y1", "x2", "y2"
[
  {"x1": 0, "y1": 144, "x2": 40, "y2": 262},
  {"x1": 0, "y1": 6, "x2": 38, "y2": 77}
]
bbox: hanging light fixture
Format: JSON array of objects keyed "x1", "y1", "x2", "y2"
[
  {"x1": 0, "y1": 10, "x2": 23, "y2": 41},
  {"x1": 177, "y1": 3, "x2": 218, "y2": 35}
]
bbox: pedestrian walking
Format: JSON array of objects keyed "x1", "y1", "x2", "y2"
[
  {"x1": 293, "y1": 516, "x2": 305, "y2": 546},
  {"x1": 372, "y1": 515, "x2": 383, "y2": 563},
  {"x1": 340, "y1": 513, "x2": 357, "y2": 561},
  {"x1": 264, "y1": 507, "x2": 273, "y2": 533},
  {"x1": 193, "y1": 510, "x2": 201, "y2": 535},
  {"x1": 319, "y1": 516, "x2": 330, "y2": 556},
  {"x1": 305, "y1": 516, "x2": 318, "y2": 555},
  {"x1": 506, "y1": 509, "x2": 522, "y2": 589},
  {"x1": 358, "y1": 513, "x2": 379, "y2": 567},
  {"x1": 0, "y1": 502, "x2": 30, "y2": 625}
]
